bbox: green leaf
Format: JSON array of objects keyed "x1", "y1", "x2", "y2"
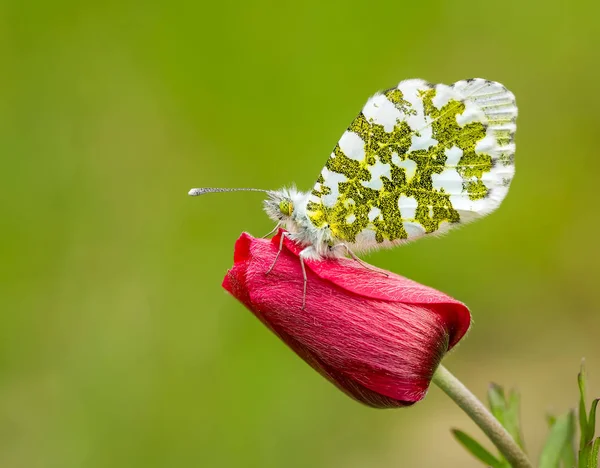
[
  {"x1": 588, "y1": 438, "x2": 599, "y2": 468},
  {"x1": 581, "y1": 438, "x2": 600, "y2": 468},
  {"x1": 560, "y1": 432, "x2": 577, "y2": 468},
  {"x1": 561, "y1": 410, "x2": 577, "y2": 468},
  {"x1": 487, "y1": 384, "x2": 526, "y2": 458},
  {"x1": 579, "y1": 365, "x2": 589, "y2": 450},
  {"x1": 488, "y1": 383, "x2": 507, "y2": 427},
  {"x1": 540, "y1": 410, "x2": 576, "y2": 468},
  {"x1": 589, "y1": 399, "x2": 599, "y2": 441},
  {"x1": 581, "y1": 442, "x2": 592, "y2": 468},
  {"x1": 546, "y1": 413, "x2": 576, "y2": 468},
  {"x1": 451, "y1": 429, "x2": 504, "y2": 468},
  {"x1": 505, "y1": 389, "x2": 525, "y2": 449}
]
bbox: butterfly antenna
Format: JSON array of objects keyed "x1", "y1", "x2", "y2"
[{"x1": 188, "y1": 187, "x2": 269, "y2": 196}]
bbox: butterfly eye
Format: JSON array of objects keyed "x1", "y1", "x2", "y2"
[{"x1": 279, "y1": 200, "x2": 293, "y2": 216}]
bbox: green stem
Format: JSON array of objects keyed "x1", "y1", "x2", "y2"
[{"x1": 432, "y1": 365, "x2": 533, "y2": 468}]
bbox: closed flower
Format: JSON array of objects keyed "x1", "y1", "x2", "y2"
[{"x1": 222, "y1": 230, "x2": 471, "y2": 408}]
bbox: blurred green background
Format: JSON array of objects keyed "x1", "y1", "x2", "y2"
[{"x1": 1, "y1": 0, "x2": 599, "y2": 466}]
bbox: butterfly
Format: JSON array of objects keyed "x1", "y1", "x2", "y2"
[{"x1": 190, "y1": 78, "x2": 517, "y2": 265}]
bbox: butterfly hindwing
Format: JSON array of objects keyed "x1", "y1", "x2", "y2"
[{"x1": 306, "y1": 78, "x2": 517, "y2": 252}]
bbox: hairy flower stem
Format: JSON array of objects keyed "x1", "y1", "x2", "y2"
[{"x1": 432, "y1": 365, "x2": 533, "y2": 468}]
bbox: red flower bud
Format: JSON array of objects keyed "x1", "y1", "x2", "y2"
[{"x1": 222, "y1": 230, "x2": 471, "y2": 408}]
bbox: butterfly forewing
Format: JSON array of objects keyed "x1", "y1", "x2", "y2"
[{"x1": 306, "y1": 78, "x2": 517, "y2": 252}]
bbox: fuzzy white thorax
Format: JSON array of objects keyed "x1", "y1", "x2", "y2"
[{"x1": 263, "y1": 187, "x2": 336, "y2": 260}]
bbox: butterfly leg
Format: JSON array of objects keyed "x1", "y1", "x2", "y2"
[
  {"x1": 265, "y1": 230, "x2": 287, "y2": 275},
  {"x1": 261, "y1": 222, "x2": 281, "y2": 239},
  {"x1": 298, "y1": 246, "x2": 318, "y2": 310},
  {"x1": 299, "y1": 253, "x2": 308, "y2": 310},
  {"x1": 332, "y1": 243, "x2": 389, "y2": 277}
]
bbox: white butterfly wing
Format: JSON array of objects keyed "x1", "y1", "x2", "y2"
[{"x1": 305, "y1": 78, "x2": 517, "y2": 251}]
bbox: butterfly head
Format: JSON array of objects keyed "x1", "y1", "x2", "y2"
[
  {"x1": 264, "y1": 189, "x2": 294, "y2": 222},
  {"x1": 263, "y1": 187, "x2": 309, "y2": 230}
]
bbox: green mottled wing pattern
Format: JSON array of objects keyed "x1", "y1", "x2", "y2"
[{"x1": 306, "y1": 78, "x2": 517, "y2": 251}]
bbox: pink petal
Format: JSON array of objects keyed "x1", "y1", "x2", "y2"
[{"x1": 222, "y1": 231, "x2": 471, "y2": 408}]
